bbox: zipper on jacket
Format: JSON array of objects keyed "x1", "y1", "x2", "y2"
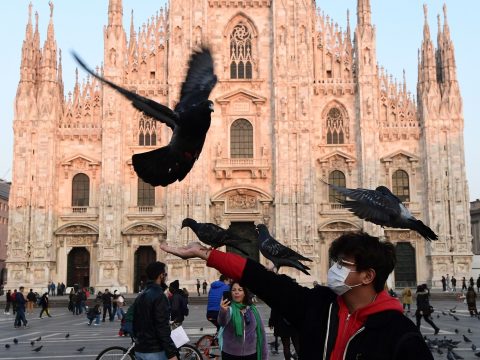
[
  {"x1": 323, "y1": 303, "x2": 333, "y2": 360},
  {"x1": 342, "y1": 327, "x2": 365, "y2": 360}
]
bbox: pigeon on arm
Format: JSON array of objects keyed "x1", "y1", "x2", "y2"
[
  {"x1": 256, "y1": 224, "x2": 312, "y2": 275},
  {"x1": 73, "y1": 47, "x2": 217, "y2": 187},
  {"x1": 323, "y1": 181, "x2": 438, "y2": 241},
  {"x1": 181, "y1": 218, "x2": 250, "y2": 256}
]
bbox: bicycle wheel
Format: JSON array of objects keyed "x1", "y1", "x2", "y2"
[
  {"x1": 196, "y1": 334, "x2": 215, "y2": 353},
  {"x1": 178, "y1": 343, "x2": 203, "y2": 360},
  {"x1": 96, "y1": 346, "x2": 135, "y2": 360}
]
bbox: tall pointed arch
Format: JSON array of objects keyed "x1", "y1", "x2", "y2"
[
  {"x1": 321, "y1": 101, "x2": 350, "y2": 144},
  {"x1": 224, "y1": 13, "x2": 258, "y2": 80}
]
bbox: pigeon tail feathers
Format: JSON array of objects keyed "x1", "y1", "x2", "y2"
[{"x1": 408, "y1": 219, "x2": 438, "y2": 241}]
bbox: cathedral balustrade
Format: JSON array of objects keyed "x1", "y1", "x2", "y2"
[
  {"x1": 60, "y1": 206, "x2": 98, "y2": 221},
  {"x1": 214, "y1": 158, "x2": 270, "y2": 179},
  {"x1": 126, "y1": 206, "x2": 164, "y2": 220}
]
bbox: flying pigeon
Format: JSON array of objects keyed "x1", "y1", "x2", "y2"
[
  {"x1": 181, "y1": 218, "x2": 250, "y2": 256},
  {"x1": 77, "y1": 346, "x2": 85, "y2": 352},
  {"x1": 322, "y1": 181, "x2": 438, "y2": 241},
  {"x1": 463, "y1": 335, "x2": 472, "y2": 343},
  {"x1": 73, "y1": 47, "x2": 217, "y2": 187},
  {"x1": 32, "y1": 345, "x2": 43, "y2": 352},
  {"x1": 256, "y1": 224, "x2": 312, "y2": 275}
]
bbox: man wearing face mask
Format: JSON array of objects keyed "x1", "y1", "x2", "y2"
[
  {"x1": 132, "y1": 261, "x2": 179, "y2": 360},
  {"x1": 161, "y1": 231, "x2": 432, "y2": 360}
]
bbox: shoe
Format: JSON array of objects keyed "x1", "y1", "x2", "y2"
[{"x1": 93, "y1": 323, "x2": 99, "y2": 326}]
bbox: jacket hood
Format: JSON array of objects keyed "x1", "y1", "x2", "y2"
[{"x1": 210, "y1": 280, "x2": 229, "y2": 289}]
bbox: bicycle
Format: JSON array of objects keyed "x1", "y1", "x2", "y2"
[
  {"x1": 195, "y1": 332, "x2": 220, "y2": 360},
  {"x1": 96, "y1": 336, "x2": 203, "y2": 360}
]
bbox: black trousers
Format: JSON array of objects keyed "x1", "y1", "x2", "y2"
[
  {"x1": 221, "y1": 352, "x2": 257, "y2": 360},
  {"x1": 416, "y1": 313, "x2": 439, "y2": 331}
]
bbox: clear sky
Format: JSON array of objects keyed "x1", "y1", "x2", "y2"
[{"x1": 0, "y1": 1, "x2": 478, "y2": 200}]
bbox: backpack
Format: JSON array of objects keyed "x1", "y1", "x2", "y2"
[{"x1": 181, "y1": 293, "x2": 189, "y2": 317}]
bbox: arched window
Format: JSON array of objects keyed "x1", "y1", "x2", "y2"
[
  {"x1": 72, "y1": 173, "x2": 90, "y2": 207},
  {"x1": 392, "y1": 170, "x2": 410, "y2": 202},
  {"x1": 138, "y1": 116, "x2": 157, "y2": 146},
  {"x1": 328, "y1": 170, "x2": 346, "y2": 203},
  {"x1": 137, "y1": 178, "x2": 155, "y2": 206},
  {"x1": 230, "y1": 119, "x2": 253, "y2": 158},
  {"x1": 326, "y1": 108, "x2": 345, "y2": 144},
  {"x1": 230, "y1": 22, "x2": 253, "y2": 79}
]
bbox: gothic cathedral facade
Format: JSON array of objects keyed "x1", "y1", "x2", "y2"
[{"x1": 6, "y1": 0, "x2": 472, "y2": 291}]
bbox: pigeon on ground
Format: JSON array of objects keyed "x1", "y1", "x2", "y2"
[
  {"x1": 5, "y1": 344, "x2": 10, "y2": 349},
  {"x1": 463, "y1": 335, "x2": 472, "y2": 342},
  {"x1": 77, "y1": 346, "x2": 85, "y2": 352},
  {"x1": 475, "y1": 351, "x2": 480, "y2": 357},
  {"x1": 32, "y1": 345, "x2": 43, "y2": 352},
  {"x1": 455, "y1": 329, "x2": 459, "y2": 334},
  {"x1": 472, "y1": 344, "x2": 477, "y2": 351},
  {"x1": 35, "y1": 337, "x2": 41, "y2": 342},
  {"x1": 468, "y1": 328, "x2": 473, "y2": 334},
  {"x1": 256, "y1": 224, "x2": 312, "y2": 275},
  {"x1": 322, "y1": 181, "x2": 438, "y2": 241},
  {"x1": 453, "y1": 315, "x2": 459, "y2": 321},
  {"x1": 13, "y1": 338, "x2": 18, "y2": 345},
  {"x1": 450, "y1": 306, "x2": 457, "y2": 312},
  {"x1": 451, "y1": 350, "x2": 464, "y2": 359},
  {"x1": 73, "y1": 47, "x2": 217, "y2": 187},
  {"x1": 436, "y1": 314, "x2": 440, "y2": 319},
  {"x1": 442, "y1": 311, "x2": 448, "y2": 316},
  {"x1": 30, "y1": 341, "x2": 35, "y2": 346},
  {"x1": 65, "y1": 333, "x2": 70, "y2": 339},
  {"x1": 199, "y1": 327, "x2": 203, "y2": 331},
  {"x1": 181, "y1": 218, "x2": 250, "y2": 256}
]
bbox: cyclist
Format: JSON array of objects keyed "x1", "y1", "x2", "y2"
[
  {"x1": 133, "y1": 261, "x2": 179, "y2": 360},
  {"x1": 206, "y1": 274, "x2": 230, "y2": 330}
]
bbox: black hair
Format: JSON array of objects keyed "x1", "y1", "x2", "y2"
[
  {"x1": 220, "y1": 274, "x2": 228, "y2": 282},
  {"x1": 230, "y1": 281, "x2": 252, "y2": 306},
  {"x1": 329, "y1": 231, "x2": 396, "y2": 293},
  {"x1": 145, "y1": 261, "x2": 167, "y2": 280}
]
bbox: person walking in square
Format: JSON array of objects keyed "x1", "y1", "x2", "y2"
[
  {"x1": 477, "y1": 275, "x2": 480, "y2": 293},
  {"x1": 39, "y1": 292, "x2": 52, "y2": 318},
  {"x1": 451, "y1": 276, "x2": 457, "y2": 292},
  {"x1": 196, "y1": 279, "x2": 201, "y2": 296},
  {"x1": 446, "y1": 274, "x2": 451, "y2": 291},
  {"x1": 461, "y1": 277, "x2": 467, "y2": 292},
  {"x1": 441, "y1": 276, "x2": 446, "y2": 292},
  {"x1": 101, "y1": 289, "x2": 114, "y2": 322},
  {"x1": 4, "y1": 289, "x2": 12, "y2": 315},
  {"x1": 466, "y1": 286, "x2": 478, "y2": 316},
  {"x1": 202, "y1": 280, "x2": 208, "y2": 295},
  {"x1": 401, "y1": 287, "x2": 413, "y2": 313},
  {"x1": 14, "y1": 287, "x2": 28, "y2": 328},
  {"x1": 26, "y1": 289, "x2": 36, "y2": 315},
  {"x1": 469, "y1": 277, "x2": 475, "y2": 288},
  {"x1": 415, "y1": 285, "x2": 439, "y2": 335}
]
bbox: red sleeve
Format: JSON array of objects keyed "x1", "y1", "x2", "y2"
[{"x1": 206, "y1": 249, "x2": 247, "y2": 280}]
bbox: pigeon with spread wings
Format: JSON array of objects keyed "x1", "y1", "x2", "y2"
[
  {"x1": 73, "y1": 47, "x2": 217, "y2": 187},
  {"x1": 324, "y1": 181, "x2": 438, "y2": 241},
  {"x1": 256, "y1": 224, "x2": 312, "y2": 275},
  {"x1": 181, "y1": 218, "x2": 250, "y2": 256}
]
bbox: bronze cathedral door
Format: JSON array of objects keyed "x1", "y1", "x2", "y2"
[
  {"x1": 67, "y1": 247, "x2": 90, "y2": 287},
  {"x1": 134, "y1": 246, "x2": 156, "y2": 292}
]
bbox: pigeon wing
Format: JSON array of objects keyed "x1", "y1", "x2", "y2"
[
  {"x1": 262, "y1": 237, "x2": 311, "y2": 262},
  {"x1": 73, "y1": 52, "x2": 178, "y2": 129},
  {"x1": 175, "y1": 47, "x2": 217, "y2": 113},
  {"x1": 331, "y1": 185, "x2": 400, "y2": 225}
]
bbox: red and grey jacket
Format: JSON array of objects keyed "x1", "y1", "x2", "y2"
[{"x1": 207, "y1": 250, "x2": 433, "y2": 360}]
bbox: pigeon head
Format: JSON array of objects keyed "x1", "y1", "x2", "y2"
[
  {"x1": 256, "y1": 224, "x2": 269, "y2": 239},
  {"x1": 375, "y1": 186, "x2": 394, "y2": 196},
  {"x1": 181, "y1": 218, "x2": 197, "y2": 229}
]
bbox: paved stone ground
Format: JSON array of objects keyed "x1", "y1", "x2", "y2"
[{"x1": 0, "y1": 298, "x2": 478, "y2": 359}]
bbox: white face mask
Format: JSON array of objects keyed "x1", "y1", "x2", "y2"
[{"x1": 327, "y1": 262, "x2": 363, "y2": 296}]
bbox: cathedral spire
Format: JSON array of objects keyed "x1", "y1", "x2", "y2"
[
  {"x1": 419, "y1": 4, "x2": 437, "y2": 87},
  {"x1": 40, "y1": 1, "x2": 58, "y2": 83},
  {"x1": 108, "y1": 0, "x2": 123, "y2": 28},
  {"x1": 346, "y1": 9, "x2": 352, "y2": 40},
  {"x1": 357, "y1": 0, "x2": 372, "y2": 28},
  {"x1": 19, "y1": 3, "x2": 34, "y2": 83}
]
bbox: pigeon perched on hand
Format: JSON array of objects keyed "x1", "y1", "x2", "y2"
[
  {"x1": 73, "y1": 47, "x2": 217, "y2": 187},
  {"x1": 323, "y1": 181, "x2": 438, "y2": 241},
  {"x1": 256, "y1": 224, "x2": 312, "y2": 275},
  {"x1": 181, "y1": 218, "x2": 249, "y2": 256}
]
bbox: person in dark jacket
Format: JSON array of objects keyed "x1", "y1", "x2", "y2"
[
  {"x1": 466, "y1": 286, "x2": 478, "y2": 316},
  {"x1": 269, "y1": 307, "x2": 299, "y2": 360},
  {"x1": 161, "y1": 231, "x2": 434, "y2": 360},
  {"x1": 415, "y1": 285, "x2": 439, "y2": 334},
  {"x1": 26, "y1": 289, "x2": 36, "y2": 314},
  {"x1": 14, "y1": 287, "x2": 28, "y2": 328},
  {"x1": 39, "y1": 292, "x2": 52, "y2": 318},
  {"x1": 132, "y1": 261, "x2": 179, "y2": 360},
  {"x1": 101, "y1": 289, "x2": 114, "y2": 322},
  {"x1": 168, "y1": 280, "x2": 187, "y2": 325},
  {"x1": 4, "y1": 290, "x2": 12, "y2": 314},
  {"x1": 87, "y1": 304, "x2": 101, "y2": 325},
  {"x1": 206, "y1": 274, "x2": 231, "y2": 330}
]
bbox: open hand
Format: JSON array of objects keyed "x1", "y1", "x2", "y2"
[{"x1": 159, "y1": 241, "x2": 211, "y2": 260}]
